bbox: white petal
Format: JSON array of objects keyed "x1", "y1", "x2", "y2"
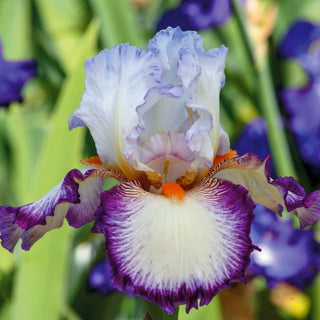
[
  {"x1": 69, "y1": 45, "x2": 162, "y2": 177},
  {"x1": 96, "y1": 178, "x2": 255, "y2": 313}
]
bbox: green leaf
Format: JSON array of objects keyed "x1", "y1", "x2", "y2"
[
  {"x1": 89, "y1": 0, "x2": 146, "y2": 48},
  {"x1": 178, "y1": 298, "x2": 222, "y2": 320},
  {"x1": 33, "y1": 0, "x2": 89, "y2": 72},
  {"x1": 10, "y1": 20, "x2": 99, "y2": 320},
  {"x1": 0, "y1": 0, "x2": 32, "y2": 58}
]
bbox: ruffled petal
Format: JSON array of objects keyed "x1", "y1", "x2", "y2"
[
  {"x1": 272, "y1": 177, "x2": 320, "y2": 228},
  {"x1": 187, "y1": 45, "x2": 228, "y2": 157},
  {"x1": 0, "y1": 169, "x2": 103, "y2": 252},
  {"x1": 69, "y1": 44, "x2": 163, "y2": 178},
  {"x1": 126, "y1": 27, "x2": 228, "y2": 179},
  {"x1": 95, "y1": 178, "x2": 255, "y2": 313},
  {"x1": 212, "y1": 153, "x2": 284, "y2": 213}
]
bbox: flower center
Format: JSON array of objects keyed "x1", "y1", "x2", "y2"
[
  {"x1": 212, "y1": 149, "x2": 238, "y2": 168},
  {"x1": 161, "y1": 182, "x2": 185, "y2": 200}
]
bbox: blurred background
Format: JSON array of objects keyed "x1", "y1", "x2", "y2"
[{"x1": 0, "y1": 0, "x2": 320, "y2": 319}]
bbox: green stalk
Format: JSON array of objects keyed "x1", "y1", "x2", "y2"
[
  {"x1": 231, "y1": 0, "x2": 297, "y2": 179},
  {"x1": 256, "y1": 64, "x2": 297, "y2": 178}
]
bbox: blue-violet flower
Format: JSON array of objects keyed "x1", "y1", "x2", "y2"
[
  {"x1": 156, "y1": 0, "x2": 231, "y2": 31},
  {"x1": 279, "y1": 21, "x2": 320, "y2": 171},
  {"x1": 248, "y1": 204, "x2": 320, "y2": 289},
  {"x1": 0, "y1": 40, "x2": 37, "y2": 107},
  {"x1": 89, "y1": 261, "x2": 116, "y2": 296},
  {"x1": 1, "y1": 27, "x2": 320, "y2": 314}
]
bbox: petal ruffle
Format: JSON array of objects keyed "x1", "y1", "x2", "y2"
[
  {"x1": 95, "y1": 178, "x2": 255, "y2": 313},
  {"x1": 126, "y1": 28, "x2": 228, "y2": 178},
  {"x1": 0, "y1": 169, "x2": 103, "y2": 252},
  {"x1": 69, "y1": 44, "x2": 163, "y2": 178},
  {"x1": 212, "y1": 153, "x2": 284, "y2": 213},
  {"x1": 272, "y1": 177, "x2": 320, "y2": 228}
]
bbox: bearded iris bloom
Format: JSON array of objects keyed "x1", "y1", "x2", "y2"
[{"x1": 1, "y1": 27, "x2": 320, "y2": 313}]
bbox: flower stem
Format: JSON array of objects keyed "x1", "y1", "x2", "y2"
[
  {"x1": 231, "y1": 0, "x2": 297, "y2": 178},
  {"x1": 256, "y1": 63, "x2": 297, "y2": 178}
]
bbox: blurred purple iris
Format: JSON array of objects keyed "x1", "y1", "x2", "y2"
[
  {"x1": 234, "y1": 117, "x2": 276, "y2": 177},
  {"x1": 278, "y1": 21, "x2": 320, "y2": 174},
  {"x1": 156, "y1": 0, "x2": 231, "y2": 31},
  {"x1": 247, "y1": 204, "x2": 320, "y2": 289},
  {"x1": 235, "y1": 118, "x2": 320, "y2": 288},
  {"x1": 0, "y1": 40, "x2": 37, "y2": 107},
  {"x1": 89, "y1": 261, "x2": 116, "y2": 296}
]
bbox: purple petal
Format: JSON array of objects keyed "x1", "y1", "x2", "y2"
[
  {"x1": 234, "y1": 117, "x2": 276, "y2": 177},
  {"x1": 281, "y1": 78, "x2": 320, "y2": 169},
  {"x1": 0, "y1": 41, "x2": 37, "y2": 107},
  {"x1": 157, "y1": 0, "x2": 231, "y2": 31},
  {"x1": 95, "y1": 178, "x2": 256, "y2": 313},
  {"x1": 0, "y1": 168, "x2": 103, "y2": 252},
  {"x1": 248, "y1": 204, "x2": 320, "y2": 289},
  {"x1": 89, "y1": 260, "x2": 116, "y2": 296},
  {"x1": 278, "y1": 21, "x2": 318, "y2": 59},
  {"x1": 272, "y1": 177, "x2": 320, "y2": 228}
]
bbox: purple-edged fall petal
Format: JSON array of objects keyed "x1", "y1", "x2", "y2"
[
  {"x1": 272, "y1": 177, "x2": 320, "y2": 228},
  {"x1": 0, "y1": 169, "x2": 103, "y2": 252},
  {"x1": 212, "y1": 153, "x2": 284, "y2": 213},
  {"x1": 94, "y1": 178, "x2": 256, "y2": 313}
]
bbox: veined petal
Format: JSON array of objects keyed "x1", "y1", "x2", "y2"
[
  {"x1": 69, "y1": 44, "x2": 162, "y2": 178},
  {"x1": 272, "y1": 177, "x2": 320, "y2": 228},
  {"x1": 126, "y1": 27, "x2": 229, "y2": 179},
  {"x1": 95, "y1": 178, "x2": 255, "y2": 313},
  {"x1": 212, "y1": 153, "x2": 284, "y2": 214},
  {"x1": 0, "y1": 169, "x2": 103, "y2": 252},
  {"x1": 148, "y1": 27, "x2": 228, "y2": 157},
  {"x1": 137, "y1": 131, "x2": 195, "y2": 183},
  {"x1": 187, "y1": 45, "x2": 228, "y2": 157}
]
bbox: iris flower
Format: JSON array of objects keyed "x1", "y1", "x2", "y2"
[
  {"x1": 235, "y1": 119, "x2": 320, "y2": 288},
  {"x1": 234, "y1": 117, "x2": 276, "y2": 176},
  {"x1": 1, "y1": 28, "x2": 320, "y2": 313},
  {"x1": 156, "y1": 0, "x2": 231, "y2": 31},
  {"x1": 0, "y1": 40, "x2": 37, "y2": 107},
  {"x1": 248, "y1": 204, "x2": 320, "y2": 289},
  {"x1": 279, "y1": 21, "x2": 320, "y2": 171},
  {"x1": 89, "y1": 261, "x2": 116, "y2": 296}
]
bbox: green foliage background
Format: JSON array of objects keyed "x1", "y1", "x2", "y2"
[{"x1": 0, "y1": 0, "x2": 319, "y2": 319}]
